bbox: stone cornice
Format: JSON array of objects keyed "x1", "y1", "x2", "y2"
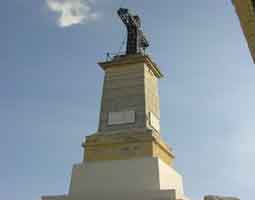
[{"x1": 98, "y1": 54, "x2": 164, "y2": 78}]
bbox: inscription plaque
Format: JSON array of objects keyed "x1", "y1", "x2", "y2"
[{"x1": 108, "y1": 110, "x2": 135, "y2": 125}]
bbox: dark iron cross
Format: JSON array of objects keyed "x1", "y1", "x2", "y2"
[{"x1": 117, "y1": 8, "x2": 150, "y2": 55}]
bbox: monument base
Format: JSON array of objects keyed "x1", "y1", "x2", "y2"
[
  {"x1": 42, "y1": 157, "x2": 190, "y2": 200},
  {"x1": 83, "y1": 129, "x2": 175, "y2": 166}
]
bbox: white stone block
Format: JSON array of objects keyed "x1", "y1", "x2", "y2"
[{"x1": 42, "y1": 157, "x2": 190, "y2": 200}]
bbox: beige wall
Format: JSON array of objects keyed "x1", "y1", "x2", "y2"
[{"x1": 233, "y1": 0, "x2": 255, "y2": 62}]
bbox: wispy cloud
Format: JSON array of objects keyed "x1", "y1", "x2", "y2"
[{"x1": 46, "y1": 0, "x2": 98, "y2": 27}]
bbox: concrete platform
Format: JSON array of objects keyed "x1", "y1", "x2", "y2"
[{"x1": 42, "y1": 157, "x2": 190, "y2": 200}]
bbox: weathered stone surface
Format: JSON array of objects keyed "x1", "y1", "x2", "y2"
[
  {"x1": 98, "y1": 55, "x2": 162, "y2": 134},
  {"x1": 83, "y1": 129, "x2": 174, "y2": 165},
  {"x1": 204, "y1": 195, "x2": 240, "y2": 200}
]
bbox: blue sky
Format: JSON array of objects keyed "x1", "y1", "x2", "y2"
[{"x1": 1, "y1": 0, "x2": 254, "y2": 200}]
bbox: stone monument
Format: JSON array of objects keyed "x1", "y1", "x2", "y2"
[{"x1": 42, "y1": 8, "x2": 190, "y2": 200}]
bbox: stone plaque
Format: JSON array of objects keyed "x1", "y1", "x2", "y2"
[
  {"x1": 108, "y1": 110, "x2": 135, "y2": 125},
  {"x1": 204, "y1": 196, "x2": 240, "y2": 200},
  {"x1": 149, "y1": 112, "x2": 160, "y2": 132}
]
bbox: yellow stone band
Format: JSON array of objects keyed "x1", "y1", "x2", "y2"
[{"x1": 82, "y1": 129, "x2": 175, "y2": 166}]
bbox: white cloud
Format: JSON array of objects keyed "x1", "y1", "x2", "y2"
[{"x1": 46, "y1": 0, "x2": 98, "y2": 27}]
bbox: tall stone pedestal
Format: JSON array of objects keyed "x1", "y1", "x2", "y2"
[
  {"x1": 42, "y1": 157, "x2": 189, "y2": 200},
  {"x1": 42, "y1": 54, "x2": 191, "y2": 200}
]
